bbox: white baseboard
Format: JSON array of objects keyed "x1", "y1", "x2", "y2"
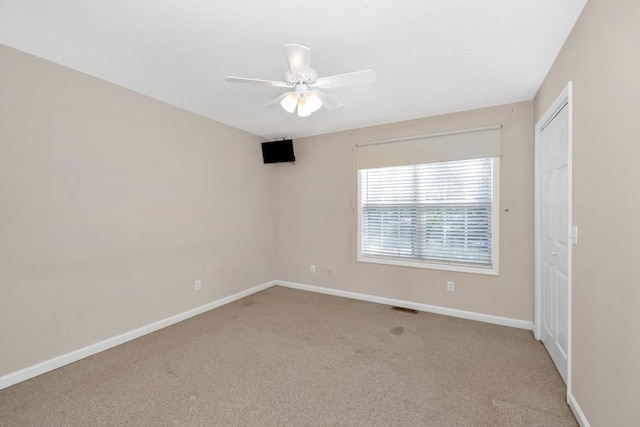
[
  {"x1": 0, "y1": 280, "x2": 276, "y2": 391},
  {"x1": 275, "y1": 280, "x2": 533, "y2": 330},
  {"x1": 568, "y1": 392, "x2": 590, "y2": 427},
  {"x1": 1, "y1": 278, "x2": 533, "y2": 391}
]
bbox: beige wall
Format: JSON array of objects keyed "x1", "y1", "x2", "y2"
[
  {"x1": 274, "y1": 101, "x2": 534, "y2": 321},
  {"x1": 0, "y1": 45, "x2": 277, "y2": 376},
  {"x1": 534, "y1": 0, "x2": 640, "y2": 425}
]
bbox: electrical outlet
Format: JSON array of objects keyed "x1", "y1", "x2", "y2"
[
  {"x1": 310, "y1": 265, "x2": 316, "y2": 274},
  {"x1": 447, "y1": 281, "x2": 455, "y2": 292},
  {"x1": 195, "y1": 280, "x2": 202, "y2": 291},
  {"x1": 326, "y1": 266, "x2": 333, "y2": 276}
]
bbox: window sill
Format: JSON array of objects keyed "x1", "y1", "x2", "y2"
[{"x1": 357, "y1": 254, "x2": 499, "y2": 276}]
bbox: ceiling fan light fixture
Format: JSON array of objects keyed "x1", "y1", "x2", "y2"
[
  {"x1": 297, "y1": 98, "x2": 312, "y2": 117},
  {"x1": 305, "y1": 91, "x2": 322, "y2": 113},
  {"x1": 280, "y1": 92, "x2": 299, "y2": 113}
]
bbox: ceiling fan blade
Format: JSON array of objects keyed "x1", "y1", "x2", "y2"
[
  {"x1": 224, "y1": 76, "x2": 292, "y2": 88},
  {"x1": 285, "y1": 44, "x2": 311, "y2": 81},
  {"x1": 315, "y1": 69, "x2": 376, "y2": 89},
  {"x1": 264, "y1": 93, "x2": 288, "y2": 109},
  {"x1": 313, "y1": 89, "x2": 343, "y2": 110}
]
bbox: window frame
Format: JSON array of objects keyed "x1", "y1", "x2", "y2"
[{"x1": 357, "y1": 158, "x2": 500, "y2": 276}]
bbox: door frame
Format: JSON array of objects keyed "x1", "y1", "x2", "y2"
[{"x1": 534, "y1": 82, "x2": 573, "y2": 397}]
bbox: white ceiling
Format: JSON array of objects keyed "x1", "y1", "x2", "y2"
[{"x1": 0, "y1": 1, "x2": 587, "y2": 139}]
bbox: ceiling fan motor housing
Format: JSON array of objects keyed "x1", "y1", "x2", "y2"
[{"x1": 286, "y1": 68, "x2": 318, "y2": 85}]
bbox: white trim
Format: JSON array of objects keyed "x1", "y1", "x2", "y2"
[
  {"x1": 356, "y1": 124, "x2": 502, "y2": 147},
  {"x1": 534, "y1": 82, "x2": 573, "y2": 394},
  {"x1": 0, "y1": 280, "x2": 276, "y2": 391},
  {"x1": 1, "y1": 278, "x2": 535, "y2": 391},
  {"x1": 568, "y1": 392, "x2": 591, "y2": 427},
  {"x1": 491, "y1": 156, "x2": 501, "y2": 274},
  {"x1": 275, "y1": 280, "x2": 532, "y2": 330},
  {"x1": 534, "y1": 112, "x2": 542, "y2": 340},
  {"x1": 356, "y1": 255, "x2": 499, "y2": 276}
]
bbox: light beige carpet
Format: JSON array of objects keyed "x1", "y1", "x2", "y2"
[{"x1": 0, "y1": 286, "x2": 577, "y2": 426}]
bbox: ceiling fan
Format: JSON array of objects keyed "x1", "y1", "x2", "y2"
[{"x1": 225, "y1": 44, "x2": 376, "y2": 117}]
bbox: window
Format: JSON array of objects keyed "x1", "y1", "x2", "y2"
[{"x1": 356, "y1": 126, "x2": 501, "y2": 275}]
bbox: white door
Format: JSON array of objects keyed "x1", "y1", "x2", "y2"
[{"x1": 540, "y1": 103, "x2": 570, "y2": 383}]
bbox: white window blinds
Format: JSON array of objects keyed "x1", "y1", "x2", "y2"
[
  {"x1": 357, "y1": 125, "x2": 501, "y2": 169},
  {"x1": 357, "y1": 126, "x2": 500, "y2": 273},
  {"x1": 360, "y1": 158, "x2": 494, "y2": 266}
]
